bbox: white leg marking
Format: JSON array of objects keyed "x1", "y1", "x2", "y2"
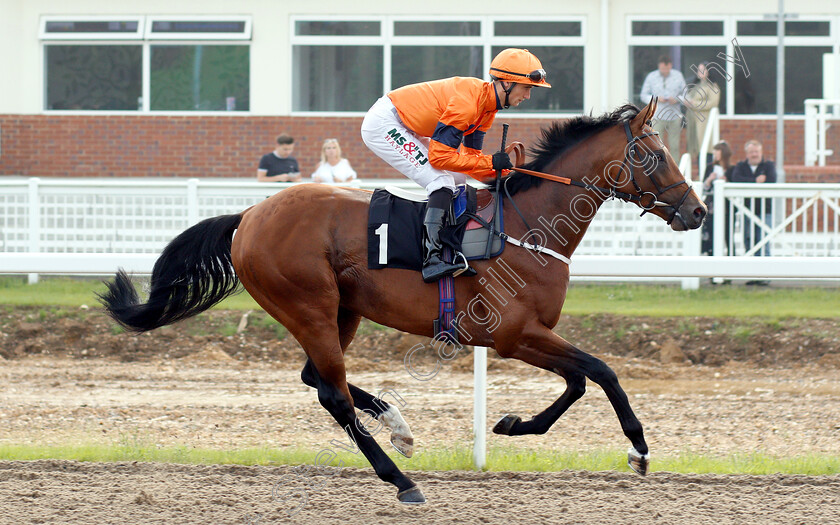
[{"x1": 379, "y1": 406, "x2": 414, "y2": 458}]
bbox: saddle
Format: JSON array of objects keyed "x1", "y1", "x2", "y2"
[
  {"x1": 366, "y1": 185, "x2": 503, "y2": 271},
  {"x1": 366, "y1": 141, "x2": 525, "y2": 272}
]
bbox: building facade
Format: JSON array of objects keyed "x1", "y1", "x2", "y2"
[{"x1": 1, "y1": 0, "x2": 839, "y2": 181}]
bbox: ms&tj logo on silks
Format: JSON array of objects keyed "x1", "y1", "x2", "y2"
[{"x1": 385, "y1": 128, "x2": 429, "y2": 168}]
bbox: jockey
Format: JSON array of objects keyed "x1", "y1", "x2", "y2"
[{"x1": 361, "y1": 48, "x2": 551, "y2": 283}]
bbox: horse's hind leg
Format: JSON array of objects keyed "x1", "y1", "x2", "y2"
[
  {"x1": 336, "y1": 308, "x2": 414, "y2": 457},
  {"x1": 300, "y1": 358, "x2": 414, "y2": 458},
  {"x1": 302, "y1": 345, "x2": 424, "y2": 503},
  {"x1": 496, "y1": 326, "x2": 649, "y2": 476}
]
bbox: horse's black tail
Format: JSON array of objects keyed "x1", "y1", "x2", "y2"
[{"x1": 98, "y1": 214, "x2": 243, "y2": 332}]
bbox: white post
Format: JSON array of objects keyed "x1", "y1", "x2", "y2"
[
  {"x1": 712, "y1": 178, "x2": 726, "y2": 284},
  {"x1": 680, "y1": 174, "x2": 700, "y2": 290},
  {"x1": 698, "y1": 107, "x2": 720, "y2": 182},
  {"x1": 713, "y1": 179, "x2": 726, "y2": 258},
  {"x1": 775, "y1": 0, "x2": 786, "y2": 183},
  {"x1": 473, "y1": 345, "x2": 487, "y2": 470},
  {"x1": 187, "y1": 178, "x2": 200, "y2": 225},
  {"x1": 27, "y1": 178, "x2": 41, "y2": 284},
  {"x1": 600, "y1": 0, "x2": 609, "y2": 112},
  {"x1": 804, "y1": 100, "x2": 817, "y2": 166},
  {"x1": 818, "y1": 101, "x2": 828, "y2": 167}
]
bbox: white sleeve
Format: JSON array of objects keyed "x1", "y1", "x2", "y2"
[
  {"x1": 311, "y1": 163, "x2": 332, "y2": 183},
  {"x1": 337, "y1": 159, "x2": 357, "y2": 182},
  {"x1": 640, "y1": 72, "x2": 653, "y2": 102}
]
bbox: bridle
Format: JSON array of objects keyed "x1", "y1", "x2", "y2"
[{"x1": 512, "y1": 120, "x2": 694, "y2": 228}]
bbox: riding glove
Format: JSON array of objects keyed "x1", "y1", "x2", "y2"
[{"x1": 492, "y1": 152, "x2": 513, "y2": 171}]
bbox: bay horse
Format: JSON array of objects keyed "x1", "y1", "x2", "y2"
[{"x1": 99, "y1": 99, "x2": 706, "y2": 504}]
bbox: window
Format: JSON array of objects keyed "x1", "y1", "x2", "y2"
[
  {"x1": 293, "y1": 45, "x2": 383, "y2": 112},
  {"x1": 46, "y1": 45, "x2": 142, "y2": 110},
  {"x1": 629, "y1": 17, "x2": 728, "y2": 113},
  {"x1": 630, "y1": 45, "x2": 727, "y2": 111},
  {"x1": 737, "y1": 21, "x2": 830, "y2": 37},
  {"x1": 734, "y1": 17, "x2": 834, "y2": 115},
  {"x1": 392, "y1": 46, "x2": 482, "y2": 89},
  {"x1": 733, "y1": 46, "x2": 832, "y2": 114},
  {"x1": 394, "y1": 21, "x2": 480, "y2": 37},
  {"x1": 628, "y1": 16, "x2": 835, "y2": 116},
  {"x1": 291, "y1": 16, "x2": 585, "y2": 114},
  {"x1": 632, "y1": 21, "x2": 723, "y2": 37},
  {"x1": 41, "y1": 16, "x2": 251, "y2": 112},
  {"x1": 492, "y1": 45, "x2": 583, "y2": 113},
  {"x1": 150, "y1": 45, "x2": 250, "y2": 111}
]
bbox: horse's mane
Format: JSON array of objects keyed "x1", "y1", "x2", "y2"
[{"x1": 503, "y1": 103, "x2": 642, "y2": 196}]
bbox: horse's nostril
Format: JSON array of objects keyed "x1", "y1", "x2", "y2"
[{"x1": 694, "y1": 207, "x2": 706, "y2": 221}]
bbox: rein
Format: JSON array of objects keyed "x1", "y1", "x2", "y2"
[
  {"x1": 511, "y1": 121, "x2": 693, "y2": 227},
  {"x1": 476, "y1": 118, "x2": 695, "y2": 264},
  {"x1": 511, "y1": 166, "x2": 654, "y2": 207}
]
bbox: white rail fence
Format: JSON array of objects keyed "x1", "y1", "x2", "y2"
[
  {"x1": 712, "y1": 181, "x2": 840, "y2": 258},
  {"x1": 804, "y1": 98, "x2": 840, "y2": 166},
  {"x1": 1, "y1": 177, "x2": 699, "y2": 258},
  {"x1": 697, "y1": 107, "x2": 720, "y2": 181},
  {"x1": 2, "y1": 178, "x2": 840, "y2": 285}
]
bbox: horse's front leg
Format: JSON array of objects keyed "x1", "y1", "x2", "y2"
[
  {"x1": 493, "y1": 325, "x2": 650, "y2": 476},
  {"x1": 492, "y1": 369, "x2": 585, "y2": 436}
]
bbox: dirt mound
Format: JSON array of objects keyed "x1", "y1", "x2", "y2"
[
  {"x1": 1, "y1": 306, "x2": 838, "y2": 372},
  {"x1": 177, "y1": 344, "x2": 236, "y2": 363}
]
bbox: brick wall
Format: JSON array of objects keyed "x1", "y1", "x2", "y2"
[{"x1": 1, "y1": 114, "x2": 839, "y2": 181}]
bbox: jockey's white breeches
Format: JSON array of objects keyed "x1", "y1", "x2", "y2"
[{"x1": 361, "y1": 96, "x2": 465, "y2": 194}]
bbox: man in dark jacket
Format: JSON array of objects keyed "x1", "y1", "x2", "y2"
[{"x1": 731, "y1": 140, "x2": 776, "y2": 284}]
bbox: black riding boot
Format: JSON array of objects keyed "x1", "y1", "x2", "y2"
[{"x1": 421, "y1": 204, "x2": 466, "y2": 283}]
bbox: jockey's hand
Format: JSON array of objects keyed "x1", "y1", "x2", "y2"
[{"x1": 492, "y1": 151, "x2": 513, "y2": 171}]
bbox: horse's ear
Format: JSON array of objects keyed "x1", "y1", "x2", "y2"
[{"x1": 633, "y1": 97, "x2": 658, "y2": 131}]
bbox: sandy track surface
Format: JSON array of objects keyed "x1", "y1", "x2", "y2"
[
  {"x1": 1, "y1": 354, "x2": 839, "y2": 524},
  {"x1": 1, "y1": 461, "x2": 838, "y2": 525},
  {"x1": 1, "y1": 356, "x2": 840, "y2": 457}
]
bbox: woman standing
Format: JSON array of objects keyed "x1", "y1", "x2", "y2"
[
  {"x1": 685, "y1": 62, "x2": 721, "y2": 162},
  {"x1": 311, "y1": 139, "x2": 357, "y2": 183},
  {"x1": 701, "y1": 140, "x2": 733, "y2": 256}
]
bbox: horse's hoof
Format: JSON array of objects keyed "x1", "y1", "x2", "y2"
[
  {"x1": 397, "y1": 486, "x2": 426, "y2": 504},
  {"x1": 390, "y1": 434, "x2": 414, "y2": 458},
  {"x1": 492, "y1": 414, "x2": 521, "y2": 435},
  {"x1": 627, "y1": 447, "x2": 650, "y2": 476}
]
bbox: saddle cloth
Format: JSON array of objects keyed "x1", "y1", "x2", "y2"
[{"x1": 367, "y1": 185, "x2": 503, "y2": 271}]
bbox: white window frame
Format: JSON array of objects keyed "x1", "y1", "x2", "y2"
[
  {"x1": 39, "y1": 15, "x2": 145, "y2": 41},
  {"x1": 40, "y1": 15, "x2": 252, "y2": 115},
  {"x1": 627, "y1": 14, "x2": 839, "y2": 117},
  {"x1": 289, "y1": 15, "x2": 586, "y2": 118},
  {"x1": 145, "y1": 15, "x2": 252, "y2": 41}
]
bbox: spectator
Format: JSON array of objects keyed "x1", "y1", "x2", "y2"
[
  {"x1": 641, "y1": 55, "x2": 686, "y2": 162},
  {"x1": 684, "y1": 62, "x2": 721, "y2": 164},
  {"x1": 311, "y1": 139, "x2": 357, "y2": 183},
  {"x1": 257, "y1": 134, "x2": 302, "y2": 182},
  {"x1": 701, "y1": 141, "x2": 733, "y2": 257},
  {"x1": 732, "y1": 140, "x2": 776, "y2": 284}
]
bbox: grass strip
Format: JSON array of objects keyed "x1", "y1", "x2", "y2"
[
  {"x1": 1, "y1": 277, "x2": 838, "y2": 319},
  {"x1": 1, "y1": 443, "x2": 838, "y2": 476}
]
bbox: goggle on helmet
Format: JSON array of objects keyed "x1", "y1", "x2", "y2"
[{"x1": 489, "y1": 48, "x2": 552, "y2": 88}]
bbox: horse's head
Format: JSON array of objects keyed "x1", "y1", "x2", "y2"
[{"x1": 609, "y1": 98, "x2": 707, "y2": 231}]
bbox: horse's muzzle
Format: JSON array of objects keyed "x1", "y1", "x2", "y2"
[{"x1": 670, "y1": 195, "x2": 707, "y2": 231}]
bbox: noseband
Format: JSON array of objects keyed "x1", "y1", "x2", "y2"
[{"x1": 617, "y1": 121, "x2": 693, "y2": 228}]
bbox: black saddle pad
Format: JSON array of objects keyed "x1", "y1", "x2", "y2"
[{"x1": 367, "y1": 189, "x2": 475, "y2": 271}]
